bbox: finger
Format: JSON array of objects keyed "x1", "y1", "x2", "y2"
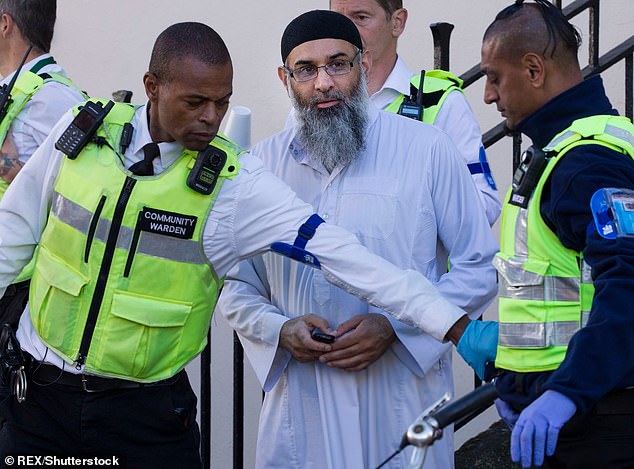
[
  {"x1": 307, "y1": 342, "x2": 333, "y2": 353},
  {"x1": 520, "y1": 421, "x2": 536, "y2": 468},
  {"x1": 304, "y1": 315, "x2": 331, "y2": 332},
  {"x1": 334, "y1": 316, "x2": 363, "y2": 336},
  {"x1": 510, "y1": 421, "x2": 523, "y2": 463},
  {"x1": 532, "y1": 420, "x2": 547, "y2": 467},
  {"x1": 319, "y1": 343, "x2": 359, "y2": 362},
  {"x1": 546, "y1": 425, "x2": 561, "y2": 457},
  {"x1": 324, "y1": 356, "x2": 369, "y2": 371},
  {"x1": 329, "y1": 329, "x2": 360, "y2": 349}
]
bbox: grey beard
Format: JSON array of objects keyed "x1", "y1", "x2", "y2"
[{"x1": 290, "y1": 73, "x2": 369, "y2": 173}]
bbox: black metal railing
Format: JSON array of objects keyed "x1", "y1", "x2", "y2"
[{"x1": 199, "y1": 1, "x2": 634, "y2": 467}]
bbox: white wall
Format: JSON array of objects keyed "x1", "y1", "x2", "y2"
[{"x1": 52, "y1": 1, "x2": 633, "y2": 467}]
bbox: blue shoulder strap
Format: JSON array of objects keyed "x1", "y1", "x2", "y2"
[{"x1": 270, "y1": 214, "x2": 325, "y2": 268}]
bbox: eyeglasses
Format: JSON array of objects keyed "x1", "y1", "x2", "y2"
[{"x1": 285, "y1": 50, "x2": 361, "y2": 83}]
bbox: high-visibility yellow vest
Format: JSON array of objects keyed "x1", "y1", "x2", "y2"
[
  {"x1": 0, "y1": 69, "x2": 84, "y2": 199},
  {"x1": 383, "y1": 69, "x2": 463, "y2": 125},
  {"x1": 29, "y1": 99, "x2": 242, "y2": 382},
  {"x1": 0, "y1": 68, "x2": 85, "y2": 283},
  {"x1": 495, "y1": 115, "x2": 634, "y2": 372}
]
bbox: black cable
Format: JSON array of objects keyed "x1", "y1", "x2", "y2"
[{"x1": 375, "y1": 448, "x2": 402, "y2": 469}]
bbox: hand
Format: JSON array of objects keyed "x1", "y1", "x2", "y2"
[
  {"x1": 318, "y1": 313, "x2": 396, "y2": 372},
  {"x1": 456, "y1": 320, "x2": 498, "y2": 380},
  {"x1": 511, "y1": 390, "x2": 576, "y2": 468},
  {"x1": 279, "y1": 315, "x2": 333, "y2": 362},
  {"x1": 495, "y1": 398, "x2": 519, "y2": 430}
]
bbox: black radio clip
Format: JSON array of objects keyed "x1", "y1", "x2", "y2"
[
  {"x1": 0, "y1": 46, "x2": 32, "y2": 126},
  {"x1": 55, "y1": 100, "x2": 115, "y2": 159},
  {"x1": 187, "y1": 145, "x2": 227, "y2": 195},
  {"x1": 509, "y1": 145, "x2": 549, "y2": 208},
  {"x1": 398, "y1": 69, "x2": 425, "y2": 121}
]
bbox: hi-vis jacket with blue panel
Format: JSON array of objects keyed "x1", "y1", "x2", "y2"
[
  {"x1": 28, "y1": 99, "x2": 241, "y2": 383},
  {"x1": 495, "y1": 115, "x2": 634, "y2": 373},
  {"x1": 0, "y1": 69, "x2": 83, "y2": 199}
]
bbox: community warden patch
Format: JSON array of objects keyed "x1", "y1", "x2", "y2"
[{"x1": 138, "y1": 207, "x2": 197, "y2": 239}]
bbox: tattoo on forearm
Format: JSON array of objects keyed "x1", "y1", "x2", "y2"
[{"x1": 0, "y1": 153, "x2": 24, "y2": 181}]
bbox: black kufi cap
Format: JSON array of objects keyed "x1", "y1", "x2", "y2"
[{"x1": 281, "y1": 10, "x2": 363, "y2": 63}]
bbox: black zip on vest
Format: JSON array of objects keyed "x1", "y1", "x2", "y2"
[{"x1": 76, "y1": 176, "x2": 137, "y2": 368}]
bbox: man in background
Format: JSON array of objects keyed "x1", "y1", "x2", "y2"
[
  {"x1": 0, "y1": 0, "x2": 84, "y2": 195},
  {"x1": 331, "y1": 0, "x2": 501, "y2": 225}
]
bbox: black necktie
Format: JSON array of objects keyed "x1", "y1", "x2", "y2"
[{"x1": 129, "y1": 142, "x2": 160, "y2": 176}]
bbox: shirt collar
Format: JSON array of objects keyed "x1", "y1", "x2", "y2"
[
  {"x1": 516, "y1": 76, "x2": 617, "y2": 149},
  {"x1": 130, "y1": 103, "x2": 184, "y2": 170},
  {"x1": 1, "y1": 53, "x2": 54, "y2": 85},
  {"x1": 379, "y1": 56, "x2": 414, "y2": 97},
  {"x1": 370, "y1": 56, "x2": 414, "y2": 110}
]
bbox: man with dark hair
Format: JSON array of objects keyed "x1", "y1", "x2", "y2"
[
  {"x1": 0, "y1": 21, "x2": 496, "y2": 466},
  {"x1": 480, "y1": 1, "x2": 634, "y2": 467},
  {"x1": 0, "y1": 0, "x2": 84, "y2": 195},
  {"x1": 217, "y1": 10, "x2": 498, "y2": 469},
  {"x1": 0, "y1": 0, "x2": 85, "y2": 396},
  {"x1": 331, "y1": 0, "x2": 501, "y2": 226}
]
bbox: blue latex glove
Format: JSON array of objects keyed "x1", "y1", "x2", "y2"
[
  {"x1": 456, "y1": 320, "x2": 498, "y2": 380},
  {"x1": 495, "y1": 398, "x2": 519, "y2": 430},
  {"x1": 511, "y1": 390, "x2": 576, "y2": 468}
]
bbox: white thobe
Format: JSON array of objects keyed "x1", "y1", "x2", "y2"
[
  {"x1": 0, "y1": 104, "x2": 468, "y2": 376},
  {"x1": 217, "y1": 105, "x2": 499, "y2": 468},
  {"x1": 372, "y1": 56, "x2": 501, "y2": 226}
]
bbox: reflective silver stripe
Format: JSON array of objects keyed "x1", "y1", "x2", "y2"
[
  {"x1": 581, "y1": 259, "x2": 593, "y2": 284},
  {"x1": 51, "y1": 192, "x2": 205, "y2": 264},
  {"x1": 51, "y1": 192, "x2": 92, "y2": 234},
  {"x1": 581, "y1": 310, "x2": 591, "y2": 327},
  {"x1": 52, "y1": 192, "x2": 133, "y2": 249},
  {"x1": 544, "y1": 130, "x2": 577, "y2": 152},
  {"x1": 493, "y1": 256, "x2": 543, "y2": 287},
  {"x1": 606, "y1": 124, "x2": 634, "y2": 149},
  {"x1": 514, "y1": 207, "x2": 529, "y2": 257},
  {"x1": 138, "y1": 232, "x2": 205, "y2": 264},
  {"x1": 545, "y1": 125, "x2": 634, "y2": 152},
  {"x1": 499, "y1": 321, "x2": 580, "y2": 347},
  {"x1": 499, "y1": 274, "x2": 580, "y2": 301}
]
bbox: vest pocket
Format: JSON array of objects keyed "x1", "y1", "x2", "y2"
[
  {"x1": 94, "y1": 291, "x2": 192, "y2": 380},
  {"x1": 30, "y1": 246, "x2": 90, "y2": 361}
]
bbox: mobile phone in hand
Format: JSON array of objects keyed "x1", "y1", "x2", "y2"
[{"x1": 311, "y1": 327, "x2": 335, "y2": 344}]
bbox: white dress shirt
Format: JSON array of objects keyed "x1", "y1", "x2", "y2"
[
  {"x1": 0, "y1": 103, "x2": 469, "y2": 374},
  {"x1": 373, "y1": 56, "x2": 502, "y2": 225},
  {"x1": 217, "y1": 104, "x2": 498, "y2": 468},
  {"x1": 0, "y1": 53, "x2": 85, "y2": 164}
]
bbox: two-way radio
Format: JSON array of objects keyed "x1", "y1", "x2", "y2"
[
  {"x1": 398, "y1": 69, "x2": 425, "y2": 121},
  {"x1": 0, "y1": 46, "x2": 33, "y2": 125},
  {"x1": 55, "y1": 100, "x2": 115, "y2": 159}
]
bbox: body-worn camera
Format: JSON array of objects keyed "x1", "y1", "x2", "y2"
[
  {"x1": 186, "y1": 145, "x2": 227, "y2": 195},
  {"x1": 509, "y1": 146, "x2": 548, "y2": 208}
]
